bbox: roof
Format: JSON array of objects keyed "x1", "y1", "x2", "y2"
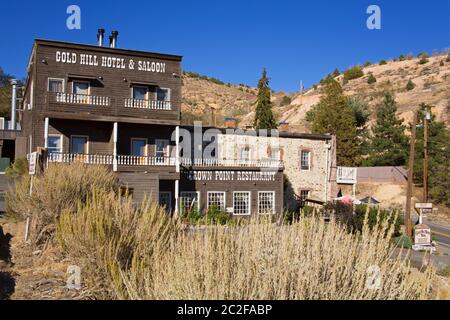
[
  {"x1": 359, "y1": 196, "x2": 380, "y2": 204},
  {"x1": 33, "y1": 39, "x2": 183, "y2": 61}
]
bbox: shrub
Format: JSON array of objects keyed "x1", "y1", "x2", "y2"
[
  {"x1": 280, "y1": 95, "x2": 292, "y2": 106},
  {"x1": 205, "y1": 205, "x2": 231, "y2": 225},
  {"x1": 439, "y1": 60, "x2": 444, "y2": 67},
  {"x1": 446, "y1": 53, "x2": 450, "y2": 62},
  {"x1": 364, "y1": 61, "x2": 372, "y2": 67},
  {"x1": 418, "y1": 56, "x2": 429, "y2": 65},
  {"x1": 332, "y1": 68, "x2": 340, "y2": 77},
  {"x1": 399, "y1": 54, "x2": 406, "y2": 61},
  {"x1": 5, "y1": 158, "x2": 28, "y2": 178},
  {"x1": 367, "y1": 73, "x2": 377, "y2": 84},
  {"x1": 7, "y1": 162, "x2": 118, "y2": 246},
  {"x1": 406, "y1": 79, "x2": 416, "y2": 91},
  {"x1": 379, "y1": 60, "x2": 387, "y2": 65},
  {"x1": 343, "y1": 66, "x2": 364, "y2": 81}
]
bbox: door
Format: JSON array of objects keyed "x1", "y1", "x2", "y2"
[
  {"x1": 159, "y1": 191, "x2": 172, "y2": 213},
  {"x1": 131, "y1": 138, "x2": 147, "y2": 165},
  {"x1": 155, "y1": 139, "x2": 169, "y2": 165}
]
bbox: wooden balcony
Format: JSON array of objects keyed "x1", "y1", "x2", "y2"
[
  {"x1": 47, "y1": 153, "x2": 176, "y2": 167},
  {"x1": 337, "y1": 167, "x2": 357, "y2": 184},
  {"x1": 124, "y1": 98, "x2": 171, "y2": 110},
  {"x1": 45, "y1": 92, "x2": 180, "y2": 125}
]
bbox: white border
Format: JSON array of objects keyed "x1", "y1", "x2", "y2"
[{"x1": 233, "y1": 191, "x2": 251, "y2": 216}]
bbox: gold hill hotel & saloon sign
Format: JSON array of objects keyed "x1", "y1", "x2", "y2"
[{"x1": 55, "y1": 51, "x2": 166, "y2": 73}]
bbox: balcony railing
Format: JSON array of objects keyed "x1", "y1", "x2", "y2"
[
  {"x1": 181, "y1": 158, "x2": 283, "y2": 168},
  {"x1": 54, "y1": 92, "x2": 111, "y2": 106},
  {"x1": 48, "y1": 153, "x2": 114, "y2": 164},
  {"x1": 117, "y1": 155, "x2": 176, "y2": 166},
  {"x1": 124, "y1": 98, "x2": 172, "y2": 110},
  {"x1": 337, "y1": 167, "x2": 357, "y2": 184}
]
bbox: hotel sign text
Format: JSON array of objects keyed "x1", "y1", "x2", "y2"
[{"x1": 55, "y1": 51, "x2": 166, "y2": 73}]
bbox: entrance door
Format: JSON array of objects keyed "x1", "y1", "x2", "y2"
[{"x1": 159, "y1": 191, "x2": 172, "y2": 213}]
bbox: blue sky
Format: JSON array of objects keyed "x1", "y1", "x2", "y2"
[{"x1": 0, "y1": 0, "x2": 449, "y2": 92}]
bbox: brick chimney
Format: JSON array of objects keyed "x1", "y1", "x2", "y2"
[
  {"x1": 224, "y1": 117, "x2": 238, "y2": 129},
  {"x1": 279, "y1": 122, "x2": 290, "y2": 132}
]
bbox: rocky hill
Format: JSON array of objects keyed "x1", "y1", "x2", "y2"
[{"x1": 182, "y1": 53, "x2": 450, "y2": 131}]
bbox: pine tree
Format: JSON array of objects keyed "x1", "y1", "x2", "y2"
[
  {"x1": 254, "y1": 68, "x2": 277, "y2": 129},
  {"x1": 367, "y1": 93, "x2": 409, "y2": 166},
  {"x1": 367, "y1": 73, "x2": 377, "y2": 84},
  {"x1": 311, "y1": 78, "x2": 359, "y2": 166},
  {"x1": 414, "y1": 104, "x2": 450, "y2": 206}
]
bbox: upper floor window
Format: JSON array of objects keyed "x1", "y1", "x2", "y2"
[
  {"x1": 73, "y1": 81, "x2": 89, "y2": 95},
  {"x1": 48, "y1": 78, "x2": 64, "y2": 93},
  {"x1": 155, "y1": 139, "x2": 169, "y2": 158},
  {"x1": 300, "y1": 190, "x2": 310, "y2": 201},
  {"x1": 156, "y1": 87, "x2": 170, "y2": 101},
  {"x1": 132, "y1": 86, "x2": 148, "y2": 100},
  {"x1": 300, "y1": 150, "x2": 311, "y2": 171}
]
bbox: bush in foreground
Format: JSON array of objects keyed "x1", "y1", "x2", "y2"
[
  {"x1": 56, "y1": 191, "x2": 433, "y2": 300},
  {"x1": 7, "y1": 162, "x2": 118, "y2": 246}
]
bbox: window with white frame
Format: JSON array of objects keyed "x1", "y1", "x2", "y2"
[
  {"x1": 155, "y1": 139, "x2": 169, "y2": 163},
  {"x1": 131, "y1": 138, "x2": 147, "y2": 156},
  {"x1": 47, "y1": 135, "x2": 62, "y2": 154},
  {"x1": 48, "y1": 78, "x2": 64, "y2": 93},
  {"x1": 258, "y1": 191, "x2": 275, "y2": 214},
  {"x1": 73, "y1": 81, "x2": 90, "y2": 95},
  {"x1": 207, "y1": 191, "x2": 226, "y2": 210},
  {"x1": 233, "y1": 191, "x2": 251, "y2": 216},
  {"x1": 300, "y1": 150, "x2": 311, "y2": 170},
  {"x1": 240, "y1": 146, "x2": 250, "y2": 160},
  {"x1": 156, "y1": 87, "x2": 170, "y2": 101},
  {"x1": 180, "y1": 191, "x2": 200, "y2": 215}
]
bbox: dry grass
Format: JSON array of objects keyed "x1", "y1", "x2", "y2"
[
  {"x1": 55, "y1": 190, "x2": 434, "y2": 300},
  {"x1": 6, "y1": 163, "x2": 118, "y2": 246}
]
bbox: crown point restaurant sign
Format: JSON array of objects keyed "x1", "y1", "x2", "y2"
[{"x1": 55, "y1": 51, "x2": 166, "y2": 73}]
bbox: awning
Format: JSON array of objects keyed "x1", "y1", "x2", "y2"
[{"x1": 67, "y1": 74, "x2": 99, "y2": 80}]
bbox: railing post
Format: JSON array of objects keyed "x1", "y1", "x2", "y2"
[
  {"x1": 44, "y1": 117, "x2": 49, "y2": 148},
  {"x1": 113, "y1": 122, "x2": 118, "y2": 172}
]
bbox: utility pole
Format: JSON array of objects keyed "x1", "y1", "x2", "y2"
[
  {"x1": 423, "y1": 108, "x2": 430, "y2": 202},
  {"x1": 405, "y1": 111, "x2": 417, "y2": 238}
]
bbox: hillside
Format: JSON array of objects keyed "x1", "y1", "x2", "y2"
[{"x1": 182, "y1": 53, "x2": 450, "y2": 131}]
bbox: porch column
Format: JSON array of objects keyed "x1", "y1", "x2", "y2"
[
  {"x1": 174, "y1": 125, "x2": 180, "y2": 215},
  {"x1": 44, "y1": 117, "x2": 49, "y2": 148},
  {"x1": 113, "y1": 122, "x2": 118, "y2": 172}
]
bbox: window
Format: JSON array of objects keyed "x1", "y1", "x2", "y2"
[
  {"x1": 159, "y1": 192, "x2": 172, "y2": 213},
  {"x1": 240, "y1": 146, "x2": 250, "y2": 160},
  {"x1": 156, "y1": 87, "x2": 170, "y2": 101},
  {"x1": 207, "y1": 192, "x2": 226, "y2": 210},
  {"x1": 120, "y1": 186, "x2": 134, "y2": 201},
  {"x1": 48, "y1": 78, "x2": 64, "y2": 93},
  {"x1": 300, "y1": 190, "x2": 310, "y2": 201},
  {"x1": 47, "y1": 135, "x2": 62, "y2": 154},
  {"x1": 70, "y1": 136, "x2": 88, "y2": 154},
  {"x1": 131, "y1": 138, "x2": 147, "y2": 156},
  {"x1": 73, "y1": 81, "x2": 89, "y2": 95},
  {"x1": 155, "y1": 139, "x2": 169, "y2": 160},
  {"x1": 258, "y1": 191, "x2": 275, "y2": 214},
  {"x1": 233, "y1": 192, "x2": 251, "y2": 216},
  {"x1": 268, "y1": 147, "x2": 280, "y2": 161},
  {"x1": 300, "y1": 150, "x2": 311, "y2": 170},
  {"x1": 180, "y1": 191, "x2": 200, "y2": 215},
  {"x1": 132, "y1": 86, "x2": 148, "y2": 100}
]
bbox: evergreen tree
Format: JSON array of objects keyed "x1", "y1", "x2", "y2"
[
  {"x1": 367, "y1": 93, "x2": 409, "y2": 166},
  {"x1": 406, "y1": 79, "x2": 416, "y2": 91},
  {"x1": 253, "y1": 68, "x2": 277, "y2": 129},
  {"x1": 311, "y1": 78, "x2": 359, "y2": 166},
  {"x1": 367, "y1": 73, "x2": 377, "y2": 84},
  {"x1": 414, "y1": 104, "x2": 450, "y2": 207}
]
